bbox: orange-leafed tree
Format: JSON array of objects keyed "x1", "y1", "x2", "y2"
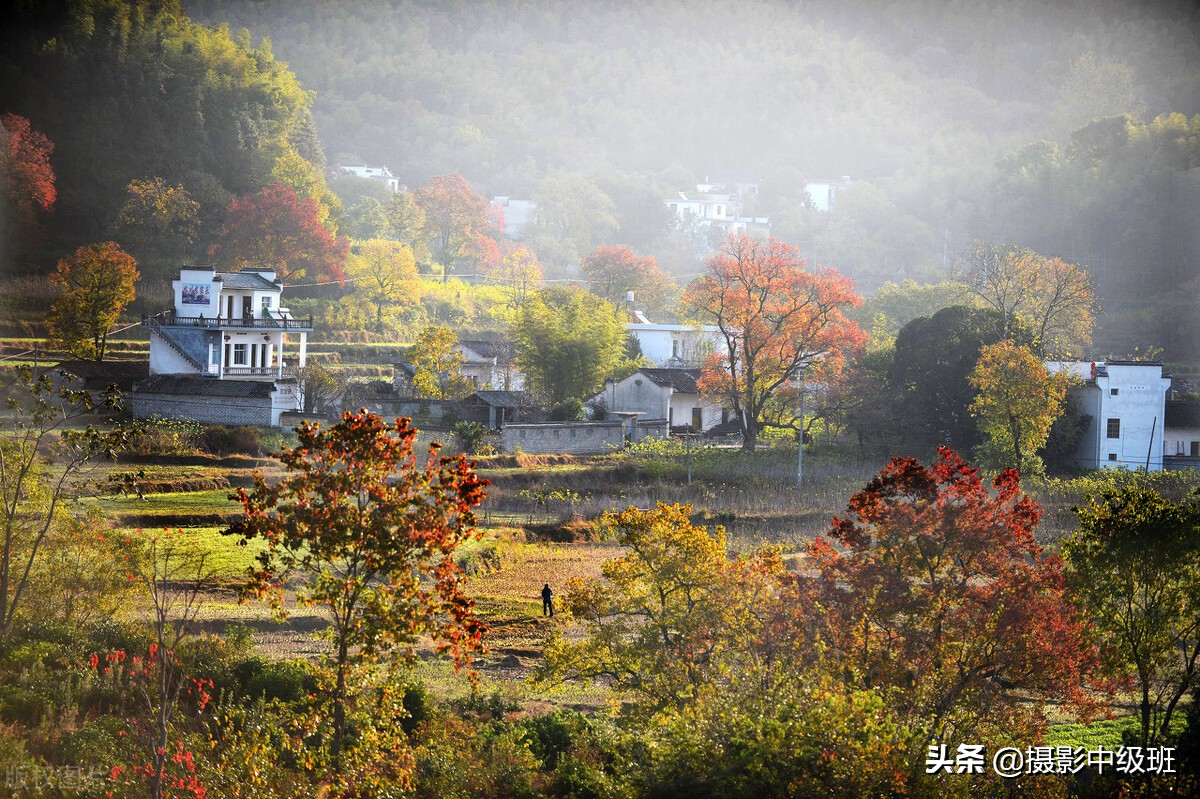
[
  {"x1": 684, "y1": 234, "x2": 865, "y2": 450},
  {"x1": 207, "y1": 181, "x2": 349, "y2": 286},
  {"x1": 230, "y1": 412, "x2": 488, "y2": 774},
  {"x1": 0, "y1": 113, "x2": 56, "y2": 225},
  {"x1": 806, "y1": 448, "x2": 1104, "y2": 780},
  {"x1": 581, "y1": 244, "x2": 676, "y2": 317},
  {"x1": 415, "y1": 173, "x2": 489, "y2": 283},
  {"x1": 47, "y1": 241, "x2": 139, "y2": 361}
]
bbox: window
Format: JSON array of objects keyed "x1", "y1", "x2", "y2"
[
  {"x1": 261, "y1": 296, "x2": 272, "y2": 310},
  {"x1": 1192, "y1": 441, "x2": 1199, "y2": 457},
  {"x1": 1106, "y1": 418, "x2": 1120, "y2": 439},
  {"x1": 1110, "y1": 388, "x2": 1119, "y2": 396},
  {"x1": 233, "y1": 344, "x2": 247, "y2": 365},
  {"x1": 1108, "y1": 453, "x2": 1118, "y2": 462}
]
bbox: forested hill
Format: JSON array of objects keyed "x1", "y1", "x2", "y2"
[{"x1": 183, "y1": 0, "x2": 1198, "y2": 194}]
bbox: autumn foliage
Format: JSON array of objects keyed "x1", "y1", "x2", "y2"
[
  {"x1": 685, "y1": 234, "x2": 866, "y2": 450},
  {"x1": 47, "y1": 241, "x2": 140, "y2": 361},
  {"x1": 0, "y1": 113, "x2": 56, "y2": 224},
  {"x1": 208, "y1": 181, "x2": 349, "y2": 286},
  {"x1": 232, "y1": 411, "x2": 489, "y2": 770},
  {"x1": 807, "y1": 448, "x2": 1104, "y2": 770}
]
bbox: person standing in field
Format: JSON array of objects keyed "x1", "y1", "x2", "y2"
[{"x1": 542, "y1": 583, "x2": 554, "y2": 617}]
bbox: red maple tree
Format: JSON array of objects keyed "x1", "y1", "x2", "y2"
[
  {"x1": 208, "y1": 181, "x2": 348, "y2": 285},
  {"x1": 805, "y1": 448, "x2": 1104, "y2": 771},
  {"x1": 684, "y1": 234, "x2": 865, "y2": 450},
  {"x1": 0, "y1": 113, "x2": 56, "y2": 224}
]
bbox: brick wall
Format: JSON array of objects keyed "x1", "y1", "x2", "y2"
[{"x1": 132, "y1": 393, "x2": 274, "y2": 427}]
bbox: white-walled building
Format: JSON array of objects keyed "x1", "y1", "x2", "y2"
[
  {"x1": 1046, "y1": 361, "x2": 1172, "y2": 471},
  {"x1": 133, "y1": 268, "x2": 313, "y2": 427},
  {"x1": 1164, "y1": 399, "x2": 1200, "y2": 468},
  {"x1": 338, "y1": 165, "x2": 400, "y2": 192},
  {"x1": 491, "y1": 196, "x2": 537, "y2": 240},
  {"x1": 626, "y1": 322, "x2": 724, "y2": 369},
  {"x1": 591, "y1": 368, "x2": 725, "y2": 432}
]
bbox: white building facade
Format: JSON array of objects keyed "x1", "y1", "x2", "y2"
[
  {"x1": 135, "y1": 268, "x2": 313, "y2": 427},
  {"x1": 1047, "y1": 361, "x2": 1172, "y2": 471},
  {"x1": 626, "y1": 323, "x2": 724, "y2": 368}
]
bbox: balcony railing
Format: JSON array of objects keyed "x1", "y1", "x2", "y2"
[
  {"x1": 144, "y1": 310, "x2": 313, "y2": 331},
  {"x1": 223, "y1": 367, "x2": 302, "y2": 379}
]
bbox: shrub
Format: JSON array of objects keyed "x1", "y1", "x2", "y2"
[{"x1": 548, "y1": 398, "x2": 586, "y2": 421}]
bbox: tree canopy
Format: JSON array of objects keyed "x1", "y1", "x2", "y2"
[{"x1": 685, "y1": 234, "x2": 865, "y2": 450}]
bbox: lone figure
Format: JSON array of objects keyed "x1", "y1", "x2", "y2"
[{"x1": 541, "y1": 583, "x2": 554, "y2": 617}]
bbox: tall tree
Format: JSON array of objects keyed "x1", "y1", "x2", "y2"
[
  {"x1": 888, "y1": 305, "x2": 1015, "y2": 453},
  {"x1": 0, "y1": 113, "x2": 56, "y2": 226},
  {"x1": 408, "y1": 325, "x2": 473, "y2": 400},
  {"x1": 208, "y1": 182, "x2": 350, "y2": 286},
  {"x1": 808, "y1": 448, "x2": 1102, "y2": 779},
  {"x1": 346, "y1": 239, "x2": 419, "y2": 331},
  {"x1": 969, "y1": 340, "x2": 1069, "y2": 474},
  {"x1": 47, "y1": 242, "x2": 139, "y2": 361},
  {"x1": 415, "y1": 173, "x2": 488, "y2": 283},
  {"x1": 526, "y1": 174, "x2": 618, "y2": 271},
  {"x1": 117, "y1": 177, "x2": 200, "y2": 280},
  {"x1": 959, "y1": 242, "x2": 1096, "y2": 357},
  {"x1": 1062, "y1": 483, "x2": 1200, "y2": 749},
  {"x1": 684, "y1": 234, "x2": 865, "y2": 451},
  {"x1": 581, "y1": 245, "x2": 675, "y2": 317},
  {"x1": 485, "y1": 243, "x2": 542, "y2": 312},
  {"x1": 231, "y1": 412, "x2": 488, "y2": 771},
  {"x1": 512, "y1": 286, "x2": 625, "y2": 406},
  {"x1": 383, "y1": 188, "x2": 429, "y2": 264}
]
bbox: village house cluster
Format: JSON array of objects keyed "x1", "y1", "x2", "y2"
[{"x1": 48, "y1": 264, "x2": 1199, "y2": 471}]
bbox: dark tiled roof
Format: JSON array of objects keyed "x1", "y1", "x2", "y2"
[
  {"x1": 215, "y1": 271, "x2": 281, "y2": 291},
  {"x1": 468, "y1": 390, "x2": 535, "y2": 408},
  {"x1": 638, "y1": 368, "x2": 701, "y2": 394},
  {"x1": 1166, "y1": 400, "x2": 1200, "y2": 429},
  {"x1": 53, "y1": 360, "x2": 150, "y2": 391},
  {"x1": 134, "y1": 375, "x2": 276, "y2": 398},
  {"x1": 460, "y1": 338, "x2": 513, "y2": 362}
]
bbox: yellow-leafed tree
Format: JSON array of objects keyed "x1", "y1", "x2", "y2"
[{"x1": 969, "y1": 340, "x2": 1070, "y2": 474}]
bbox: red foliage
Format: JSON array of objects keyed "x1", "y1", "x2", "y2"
[
  {"x1": 208, "y1": 181, "x2": 349, "y2": 286},
  {"x1": 1, "y1": 113, "x2": 56, "y2": 223},
  {"x1": 805, "y1": 448, "x2": 1104, "y2": 756},
  {"x1": 684, "y1": 234, "x2": 865, "y2": 449}
]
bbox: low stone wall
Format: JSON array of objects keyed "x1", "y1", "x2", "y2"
[{"x1": 499, "y1": 419, "x2": 668, "y2": 455}]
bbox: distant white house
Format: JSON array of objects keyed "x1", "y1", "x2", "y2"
[
  {"x1": 803, "y1": 176, "x2": 853, "y2": 212},
  {"x1": 1046, "y1": 361, "x2": 1172, "y2": 471},
  {"x1": 339, "y1": 165, "x2": 400, "y2": 193},
  {"x1": 133, "y1": 267, "x2": 313, "y2": 427},
  {"x1": 491, "y1": 196, "x2": 537, "y2": 240},
  {"x1": 665, "y1": 191, "x2": 770, "y2": 237},
  {"x1": 591, "y1": 368, "x2": 726, "y2": 432},
  {"x1": 626, "y1": 322, "x2": 724, "y2": 368},
  {"x1": 393, "y1": 338, "x2": 525, "y2": 396}
]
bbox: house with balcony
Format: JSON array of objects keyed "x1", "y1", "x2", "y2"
[{"x1": 131, "y1": 267, "x2": 313, "y2": 427}]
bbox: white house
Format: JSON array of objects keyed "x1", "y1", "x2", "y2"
[
  {"x1": 1046, "y1": 361, "x2": 1172, "y2": 471},
  {"x1": 592, "y1": 368, "x2": 725, "y2": 432},
  {"x1": 1164, "y1": 399, "x2": 1200, "y2": 468},
  {"x1": 491, "y1": 196, "x2": 537, "y2": 240},
  {"x1": 626, "y1": 322, "x2": 724, "y2": 368},
  {"x1": 133, "y1": 267, "x2": 313, "y2": 427},
  {"x1": 339, "y1": 165, "x2": 400, "y2": 193},
  {"x1": 803, "y1": 176, "x2": 853, "y2": 212}
]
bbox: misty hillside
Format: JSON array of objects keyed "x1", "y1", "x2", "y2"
[
  {"x1": 184, "y1": 0, "x2": 1198, "y2": 191},
  {"x1": 181, "y1": 0, "x2": 1200, "y2": 359}
]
